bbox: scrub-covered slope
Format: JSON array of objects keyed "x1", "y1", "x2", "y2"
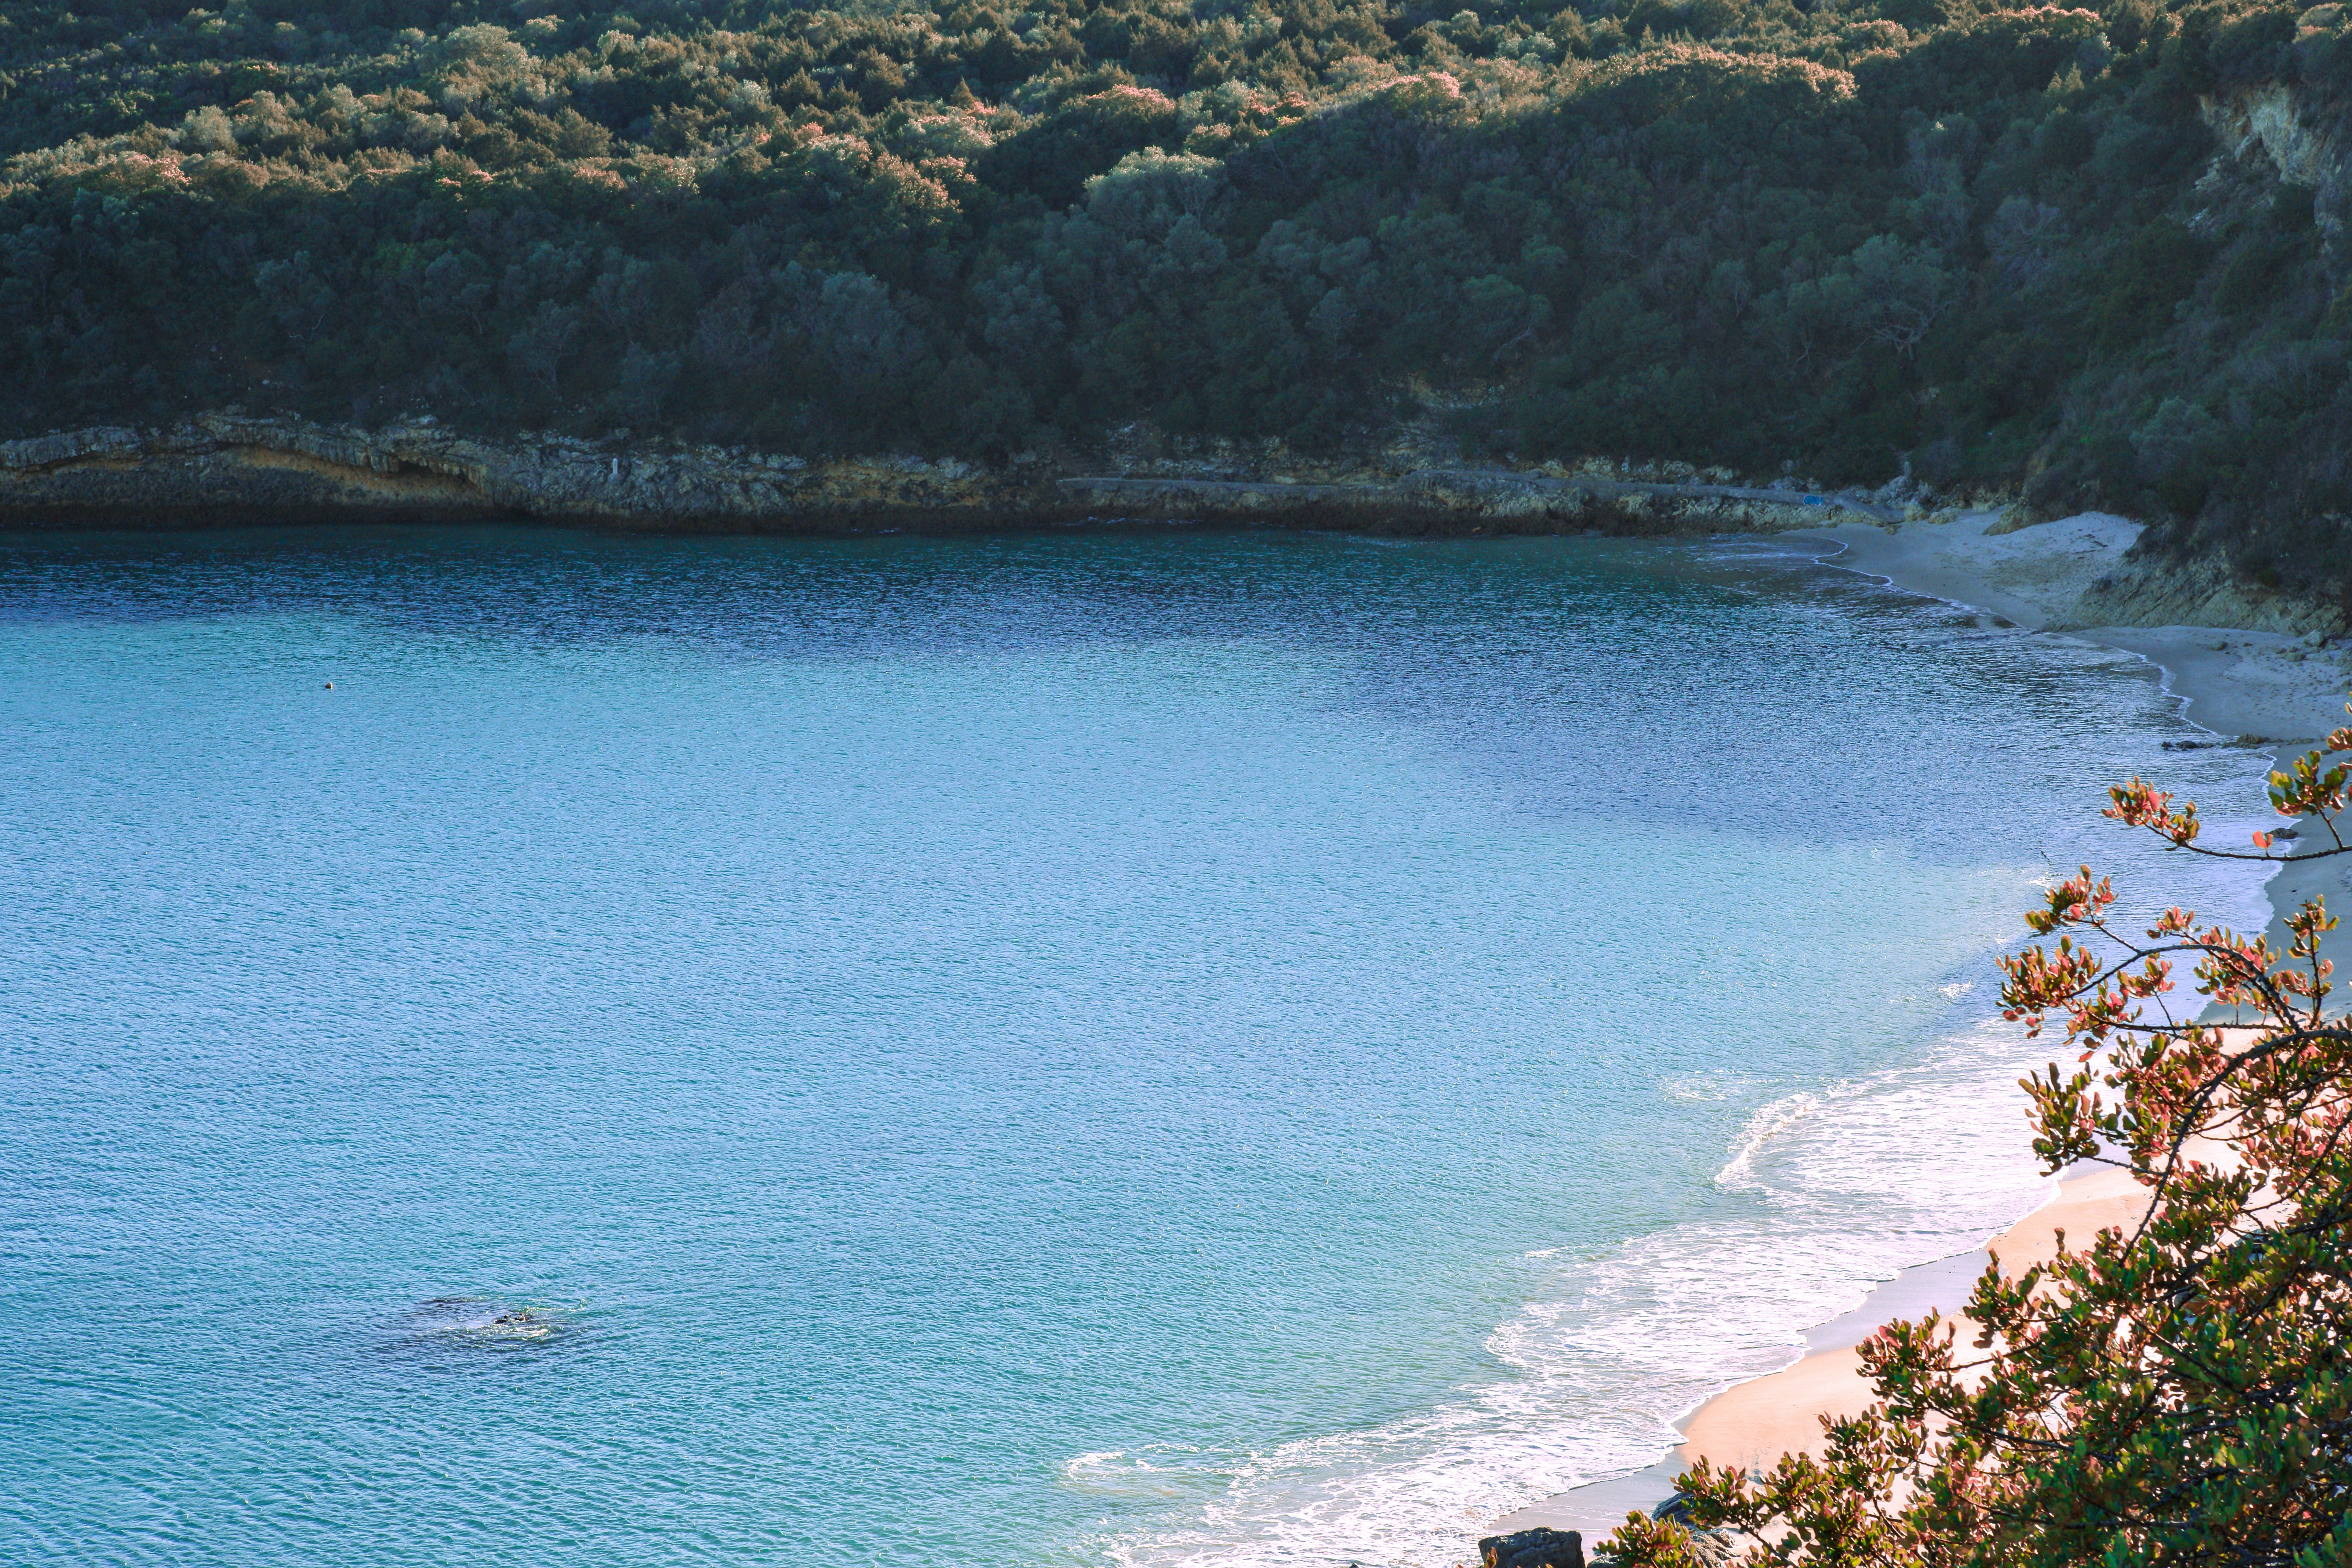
[{"x1": 4, "y1": 0, "x2": 2348, "y2": 606}]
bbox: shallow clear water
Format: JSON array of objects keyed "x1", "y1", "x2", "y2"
[{"x1": 0, "y1": 526, "x2": 2274, "y2": 1567}]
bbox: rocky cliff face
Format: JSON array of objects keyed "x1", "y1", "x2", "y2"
[
  {"x1": 9, "y1": 411, "x2": 2343, "y2": 632},
  {"x1": 0, "y1": 414, "x2": 1036, "y2": 530},
  {"x1": 0, "y1": 413, "x2": 1878, "y2": 537},
  {"x1": 2077, "y1": 549, "x2": 2342, "y2": 634},
  {"x1": 2201, "y1": 82, "x2": 2347, "y2": 247}
]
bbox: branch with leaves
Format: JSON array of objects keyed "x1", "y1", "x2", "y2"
[{"x1": 1606, "y1": 705, "x2": 2352, "y2": 1568}]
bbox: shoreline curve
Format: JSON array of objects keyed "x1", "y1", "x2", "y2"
[{"x1": 1481, "y1": 506, "x2": 2352, "y2": 1550}]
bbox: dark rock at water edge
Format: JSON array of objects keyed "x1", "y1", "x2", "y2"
[
  {"x1": 1479, "y1": 1526, "x2": 1583, "y2": 1568},
  {"x1": 1476, "y1": 1493, "x2": 1739, "y2": 1568}
]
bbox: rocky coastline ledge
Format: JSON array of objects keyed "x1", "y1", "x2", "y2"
[
  {"x1": 7, "y1": 410, "x2": 2341, "y2": 637},
  {"x1": 0, "y1": 413, "x2": 1922, "y2": 538}
]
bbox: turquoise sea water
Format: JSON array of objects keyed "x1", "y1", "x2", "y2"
[{"x1": 0, "y1": 527, "x2": 2275, "y2": 1567}]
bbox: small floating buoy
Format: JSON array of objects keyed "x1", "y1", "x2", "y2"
[{"x1": 324, "y1": 681, "x2": 334, "y2": 690}]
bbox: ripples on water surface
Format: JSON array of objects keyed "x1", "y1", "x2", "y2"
[{"x1": 0, "y1": 527, "x2": 2276, "y2": 1566}]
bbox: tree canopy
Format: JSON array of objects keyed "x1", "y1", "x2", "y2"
[{"x1": 5, "y1": 0, "x2": 2351, "y2": 600}]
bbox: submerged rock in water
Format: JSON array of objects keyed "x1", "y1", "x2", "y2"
[
  {"x1": 1479, "y1": 1526, "x2": 1582, "y2": 1568},
  {"x1": 398, "y1": 1296, "x2": 561, "y2": 1345}
]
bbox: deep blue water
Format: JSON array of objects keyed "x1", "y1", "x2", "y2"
[{"x1": 0, "y1": 527, "x2": 2272, "y2": 1566}]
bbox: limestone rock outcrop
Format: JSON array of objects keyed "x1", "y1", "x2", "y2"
[{"x1": 0, "y1": 414, "x2": 1878, "y2": 537}]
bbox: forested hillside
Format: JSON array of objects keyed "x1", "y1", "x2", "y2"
[{"x1": 4, "y1": 0, "x2": 2348, "y2": 598}]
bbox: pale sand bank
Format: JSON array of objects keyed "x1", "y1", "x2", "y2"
[
  {"x1": 1486, "y1": 1169, "x2": 2152, "y2": 1541},
  {"x1": 1798, "y1": 509, "x2": 2352, "y2": 741},
  {"x1": 1673, "y1": 1165, "x2": 2147, "y2": 1474},
  {"x1": 1484, "y1": 510, "x2": 2350, "y2": 1548},
  {"x1": 1799, "y1": 509, "x2": 2148, "y2": 635},
  {"x1": 1801, "y1": 506, "x2": 2352, "y2": 969}
]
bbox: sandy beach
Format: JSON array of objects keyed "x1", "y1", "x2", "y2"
[
  {"x1": 1808, "y1": 507, "x2": 2352, "y2": 969},
  {"x1": 1671, "y1": 1163, "x2": 2151, "y2": 1474},
  {"x1": 1484, "y1": 507, "x2": 2352, "y2": 1549}
]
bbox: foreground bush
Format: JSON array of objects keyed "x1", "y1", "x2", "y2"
[{"x1": 1608, "y1": 710, "x2": 2352, "y2": 1564}]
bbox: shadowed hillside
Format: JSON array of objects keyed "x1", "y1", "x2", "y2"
[{"x1": 5, "y1": 0, "x2": 2350, "y2": 607}]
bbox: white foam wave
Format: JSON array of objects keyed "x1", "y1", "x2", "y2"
[
  {"x1": 1713, "y1": 1091, "x2": 1820, "y2": 1189},
  {"x1": 1102, "y1": 1021, "x2": 2062, "y2": 1568},
  {"x1": 1658, "y1": 1070, "x2": 1756, "y2": 1103},
  {"x1": 1065, "y1": 1447, "x2": 1226, "y2": 1501}
]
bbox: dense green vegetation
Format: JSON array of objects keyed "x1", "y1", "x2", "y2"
[
  {"x1": 3, "y1": 0, "x2": 2348, "y2": 597},
  {"x1": 1611, "y1": 732, "x2": 2352, "y2": 1566}
]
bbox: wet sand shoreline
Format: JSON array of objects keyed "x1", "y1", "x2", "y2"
[{"x1": 1481, "y1": 508, "x2": 2351, "y2": 1550}]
